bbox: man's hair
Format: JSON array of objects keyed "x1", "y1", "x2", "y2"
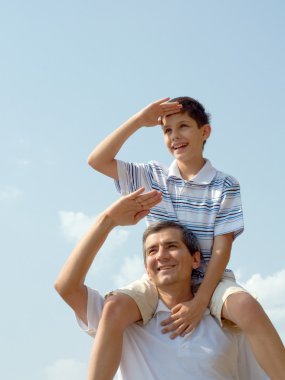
[
  {"x1": 170, "y1": 96, "x2": 211, "y2": 128},
  {"x1": 142, "y1": 221, "x2": 200, "y2": 262}
]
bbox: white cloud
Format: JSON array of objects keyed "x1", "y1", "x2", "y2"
[
  {"x1": 0, "y1": 186, "x2": 22, "y2": 201},
  {"x1": 241, "y1": 269, "x2": 285, "y2": 343},
  {"x1": 113, "y1": 255, "x2": 145, "y2": 288},
  {"x1": 59, "y1": 210, "x2": 95, "y2": 243},
  {"x1": 59, "y1": 210, "x2": 130, "y2": 247},
  {"x1": 43, "y1": 358, "x2": 86, "y2": 380}
]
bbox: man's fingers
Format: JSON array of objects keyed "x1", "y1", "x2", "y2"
[
  {"x1": 133, "y1": 190, "x2": 162, "y2": 211},
  {"x1": 134, "y1": 210, "x2": 150, "y2": 224},
  {"x1": 129, "y1": 187, "x2": 146, "y2": 199}
]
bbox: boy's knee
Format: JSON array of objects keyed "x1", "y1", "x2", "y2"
[
  {"x1": 101, "y1": 293, "x2": 141, "y2": 328},
  {"x1": 224, "y1": 292, "x2": 264, "y2": 329}
]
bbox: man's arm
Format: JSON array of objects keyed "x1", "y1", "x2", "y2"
[
  {"x1": 87, "y1": 98, "x2": 182, "y2": 179},
  {"x1": 54, "y1": 188, "x2": 162, "y2": 325}
]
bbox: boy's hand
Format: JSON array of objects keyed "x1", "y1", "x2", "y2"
[
  {"x1": 105, "y1": 188, "x2": 162, "y2": 227},
  {"x1": 135, "y1": 97, "x2": 182, "y2": 127},
  {"x1": 160, "y1": 297, "x2": 207, "y2": 339}
]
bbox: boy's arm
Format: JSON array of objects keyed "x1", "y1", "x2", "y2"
[
  {"x1": 88, "y1": 98, "x2": 182, "y2": 179},
  {"x1": 54, "y1": 188, "x2": 162, "y2": 325},
  {"x1": 161, "y1": 232, "x2": 233, "y2": 338},
  {"x1": 193, "y1": 232, "x2": 234, "y2": 309}
]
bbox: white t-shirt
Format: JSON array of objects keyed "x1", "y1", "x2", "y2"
[{"x1": 77, "y1": 287, "x2": 267, "y2": 380}]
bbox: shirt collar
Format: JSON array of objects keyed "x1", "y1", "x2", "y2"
[
  {"x1": 168, "y1": 159, "x2": 217, "y2": 185},
  {"x1": 154, "y1": 299, "x2": 210, "y2": 317}
]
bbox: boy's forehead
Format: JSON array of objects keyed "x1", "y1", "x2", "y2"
[{"x1": 162, "y1": 112, "x2": 197, "y2": 128}]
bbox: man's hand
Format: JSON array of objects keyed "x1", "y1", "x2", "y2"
[
  {"x1": 160, "y1": 297, "x2": 207, "y2": 339},
  {"x1": 135, "y1": 97, "x2": 182, "y2": 127},
  {"x1": 105, "y1": 188, "x2": 162, "y2": 227}
]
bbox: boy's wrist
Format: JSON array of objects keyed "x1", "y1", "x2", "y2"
[
  {"x1": 193, "y1": 291, "x2": 211, "y2": 307},
  {"x1": 127, "y1": 113, "x2": 145, "y2": 129}
]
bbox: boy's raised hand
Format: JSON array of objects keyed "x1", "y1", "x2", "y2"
[{"x1": 136, "y1": 97, "x2": 182, "y2": 127}]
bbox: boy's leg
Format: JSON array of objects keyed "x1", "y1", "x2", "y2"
[
  {"x1": 222, "y1": 292, "x2": 285, "y2": 380},
  {"x1": 88, "y1": 294, "x2": 141, "y2": 380},
  {"x1": 88, "y1": 275, "x2": 158, "y2": 380}
]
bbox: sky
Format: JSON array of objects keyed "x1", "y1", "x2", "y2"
[{"x1": 1, "y1": 0, "x2": 285, "y2": 379}]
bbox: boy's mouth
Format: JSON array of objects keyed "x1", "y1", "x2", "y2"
[{"x1": 172, "y1": 143, "x2": 188, "y2": 150}]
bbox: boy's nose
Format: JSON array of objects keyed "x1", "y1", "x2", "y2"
[{"x1": 171, "y1": 129, "x2": 180, "y2": 140}]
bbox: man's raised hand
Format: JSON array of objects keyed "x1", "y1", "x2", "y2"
[{"x1": 105, "y1": 188, "x2": 162, "y2": 227}]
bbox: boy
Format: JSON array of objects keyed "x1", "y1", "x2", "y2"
[{"x1": 88, "y1": 97, "x2": 285, "y2": 379}]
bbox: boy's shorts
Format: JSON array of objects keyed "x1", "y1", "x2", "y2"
[{"x1": 107, "y1": 272, "x2": 249, "y2": 326}]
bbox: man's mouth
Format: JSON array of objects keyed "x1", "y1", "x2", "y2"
[{"x1": 157, "y1": 265, "x2": 176, "y2": 271}]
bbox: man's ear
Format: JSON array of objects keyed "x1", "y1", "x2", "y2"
[
  {"x1": 192, "y1": 251, "x2": 201, "y2": 269},
  {"x1": 202, "y1": 124, "x2": 211, "y2": 141}
]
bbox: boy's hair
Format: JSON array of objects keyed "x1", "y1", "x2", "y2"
[
  {"x1": 142, "y1": 221, "x2": 201, "y2": 263},
  {"x1": 170, "y1": 96, "x2": 211, "y2": 128}
]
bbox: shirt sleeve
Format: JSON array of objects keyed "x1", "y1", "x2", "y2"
[
  {"x1": 214, "y1": 176, "x2": 244, "y2": 239},
  {"x1": 114, "y1": 160, "x2": 153, "y2": 195},
  {"x1": 75, "y1": 287, "x2": 104, "y2": 338}
]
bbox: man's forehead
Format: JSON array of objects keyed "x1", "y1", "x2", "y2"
[{"x1": 145, "y1": 228, "x2": 183, "y2": 246}]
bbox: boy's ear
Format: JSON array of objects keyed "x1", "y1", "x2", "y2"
[{"x1": 202, "y1": 124, "x2": 211, "y2": 141}]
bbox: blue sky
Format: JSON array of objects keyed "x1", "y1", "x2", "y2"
[{"x1": 1, "y1": 1, "x2": 285, "y2": 379}]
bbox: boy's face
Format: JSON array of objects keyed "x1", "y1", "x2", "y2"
[{"x1": 161, "y1": 112, "x2": 211, "y2": 162}]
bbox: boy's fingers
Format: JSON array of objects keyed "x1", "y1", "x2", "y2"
[{"x1": 153, "y1": 97, "x2": 170, "y2": 105}]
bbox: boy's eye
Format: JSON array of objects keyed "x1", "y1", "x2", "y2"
[{"x1": 164, "y1": 128, "x2": 171, "y2": 134}]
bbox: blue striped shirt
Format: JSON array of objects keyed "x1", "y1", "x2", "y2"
[{"x1": 115, "y1": 159, "x2": 244, "y2": 282}]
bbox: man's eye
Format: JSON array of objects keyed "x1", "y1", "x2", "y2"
[{"x1": 148, "y1": 249, "x2": 156, "y2": 255}]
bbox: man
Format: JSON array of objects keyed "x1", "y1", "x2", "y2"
[{"x1": 55, "y1": 188, "x2": 266, "y2": 380}]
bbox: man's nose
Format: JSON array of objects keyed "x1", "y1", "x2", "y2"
[{"x1": 157, "y1": 247, "x2": 169, "y2": 260}]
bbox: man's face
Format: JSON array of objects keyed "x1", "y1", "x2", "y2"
[
  {"x1": 161, "y1": 112, "x2": 210, "y2": 163},
  {"x1": 144, "y1": 228, "x2": 200, "y2": 288}
]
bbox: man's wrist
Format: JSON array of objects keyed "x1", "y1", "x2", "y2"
[{"x1": 97, "y1": 212, "x2": 117, "y2": 231}]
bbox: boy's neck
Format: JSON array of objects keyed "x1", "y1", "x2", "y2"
[{"x1": 176, "y1": 157, "x2": 205, "y2": 181}]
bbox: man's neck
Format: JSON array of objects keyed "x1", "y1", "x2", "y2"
[
  {"x1": 157, "y1": 284, "x2": 193, "y2": 309},
  {"x1": 176, "y1": 157, "x2": 205, "y2": 181}
]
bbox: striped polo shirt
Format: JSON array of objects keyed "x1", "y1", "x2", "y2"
[{"x1": 115, "y1": 159, "x2": 244, "y2": 282}]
